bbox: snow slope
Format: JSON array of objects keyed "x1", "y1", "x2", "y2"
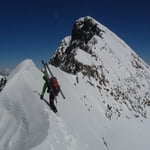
[
  {"x1": 0, "y1": 59, "x2": 49, "y2": 150},
  {"x1": 0, "y1": 58, "x2": 150, "y2": 150},
  {"x1": 31, "y1": 64, "x2": 150, "y2": 150}
]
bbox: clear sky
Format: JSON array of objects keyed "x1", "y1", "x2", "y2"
[{"x1": 0, "y1": 0, "x2": 150, "y2": 69}]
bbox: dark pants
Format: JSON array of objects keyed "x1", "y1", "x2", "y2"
[{"x1": 49, "y1": 91, "x2": 57, "y2": 113}]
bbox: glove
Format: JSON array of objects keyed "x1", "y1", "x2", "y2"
[{"x1": 40, "y1": 95, "x2": 43, "y2": 100}]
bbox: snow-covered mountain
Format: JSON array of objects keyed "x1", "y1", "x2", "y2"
[
  {"x1": 51, "y1": 16, "x2": 150, "y2": 119},
  {"x1": 0, "y1": 16, "x2": 150, "y2": 150}
]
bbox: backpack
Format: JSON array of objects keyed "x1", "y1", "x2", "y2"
[{"x1": 49, "y1": 77, "x2": 60, "y2": 96}]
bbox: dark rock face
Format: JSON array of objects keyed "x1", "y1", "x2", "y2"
[
  {"x1": 71, "y1": 17, "x2": 104, "y2": 48},
  {"x1": 50, "y1": 17, "x2": 104, "y2": 74}
]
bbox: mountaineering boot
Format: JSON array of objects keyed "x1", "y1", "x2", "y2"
[{"x1": 50, "y1": 100, "x2": 58, "y2": 113}]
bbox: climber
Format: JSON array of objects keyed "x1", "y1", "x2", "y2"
[{"x1": 40, "y1": 75, "x2": 60, "y2": 113}]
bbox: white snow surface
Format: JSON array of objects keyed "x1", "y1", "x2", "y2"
[
  {"x1": 0, "y1": 59, "x2": 49, "y2": 150},
  {"x1": 0, "y1": 17, "x2": 150, "y2": 150},
  {"x1": 0, "y1": 59, "x2": 150, "y2": 150}
]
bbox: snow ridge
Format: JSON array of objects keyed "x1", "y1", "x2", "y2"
[{"x1": 0, "y1": 59, "x2": 49, "y2": 150}]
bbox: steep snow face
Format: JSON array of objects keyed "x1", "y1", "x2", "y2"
[
  {"x1": 51, "y1": 16, "x2": 150, "y2": 119},
  {"x1": 0, "y1": 59, "x2": 49, "y2": 150},
  {"x1": 31, "y1": 65, "x2": 150, "y2": 150}
]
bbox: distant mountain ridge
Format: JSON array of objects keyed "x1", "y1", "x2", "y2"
[
  {"x1": 0, "y1": 68, "x2": 11, "y2": 76},
  {"x1": 0, "y1": 75, "x2": 3, "y2": 79}
]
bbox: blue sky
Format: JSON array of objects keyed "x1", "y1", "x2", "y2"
[{"x1": 0, "y1": 0, "x2": 149, "y2": 69}]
